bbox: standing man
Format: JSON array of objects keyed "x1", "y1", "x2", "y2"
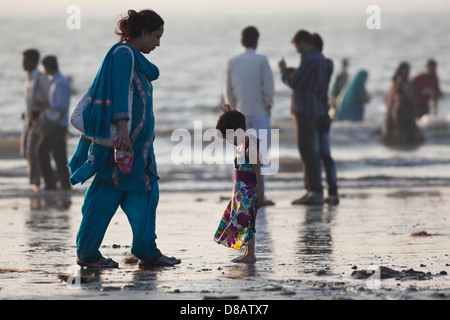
[
  {"x1": 411, "y1": 59, "x2": 442, "y2": 118},
  {"x1": 312, "y1": 33, "x2": 339, "y2": 205},
  {"x1": 22, "y1": 49, "x2": 50, "y2": 191},
  {"x1": 39, "y1": 55, "x2": 72, "y2": 191},
  {"x1": 223, "y1": 26, "x2": 275, "y2": 205},
  {"x1": 278, "y1": 30, "x2": 328, "y2": 205}
]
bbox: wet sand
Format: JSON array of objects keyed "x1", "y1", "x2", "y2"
[{"x1": 0, "y1": 185, "x2": 449, "y2": 301}]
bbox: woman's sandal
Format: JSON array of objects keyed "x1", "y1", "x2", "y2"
[
  {"x1": 139, "y1": 255, "x2": 181, "y2": 268},
  {"x1": 77, "y1": 257, "x2": 119, "y2": 269}
]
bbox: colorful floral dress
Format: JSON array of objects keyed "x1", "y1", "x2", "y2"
[{"x1": 214, "y1": 137, "x2": 259, "y2": 250}]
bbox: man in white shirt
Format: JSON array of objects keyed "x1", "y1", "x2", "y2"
[
  {"x1": 223, "y1": 26, "x2": 275, "y2": 205},
  {"x1": 39, "y1": 55, "x2": 72, "y2": 191},
  {"x1": 22, "y1": 49, "x2": 50, "y2": 190}
]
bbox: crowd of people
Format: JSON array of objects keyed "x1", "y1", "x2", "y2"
[
  {"x1": 382, "y1": 60, "x2": 442, "y2": 148},
  {"x1": 331, "y1": 58, "x2": 441, "y2": 127},
  {"x1": 330, "y1": 57, "x2": 441, "y2": 149}
]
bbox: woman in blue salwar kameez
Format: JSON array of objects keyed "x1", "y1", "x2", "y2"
[{"x1": 68, "y1": 9, "x2": 181, "y2": 268}]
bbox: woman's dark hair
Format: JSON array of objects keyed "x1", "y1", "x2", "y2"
[
  {"x1": 392, "y1": 61, "x2": 409, "y2": 82},
  {"x1": 116, "y1": 9, "x2": 164, "y2": 43},
  {"x1": 216, "y1": 104, "x2": 246, "y2": 139},
  {"x1": 241, "y1": 26, "x2": 259, "y2": 48}
]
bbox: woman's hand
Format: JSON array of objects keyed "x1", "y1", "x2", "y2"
[{"x1": 115, "y1": 119, "x2": 131, "y2": 152}]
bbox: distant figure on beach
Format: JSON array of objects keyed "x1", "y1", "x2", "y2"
[
  {"x1": 336, "y1": 70, "x2": 370, "y2": 121},
  {"x1": 21, "y1": 49, "x2": 50, "y2": 191},
  {"x1": 411, "y1": 59, "x2": 442, "y2": 118},
  {"x1": 312, "y1": 33, "x2": 339, "y2": 205},
  {"x1": 278, "y1": 30, "x2": 328, "y2": 205},
  {"x1": 330, "y1": 58, "x2": 349, "y2": 119},
  {"x1": 35, "y1": 55, "x2": 72, "y2": 191},
  {"x1": 213, "y1": 105, "x2": 264, "y2": 263},
  {"x1": 223, "y1": 26, "x2": 274, "y2": 206},
  {"x1": 68, "y1": 9, "x2": 180, "y2": 268},
  {"x1": 382, "y1": 62, "x2": 424, "y2": 148}
]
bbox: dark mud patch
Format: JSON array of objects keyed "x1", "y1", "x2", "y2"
[
  {"x1": 411, "y1": 231, "x2": 441, "y2": 237},
  {"x1": 351, "y1": 266, "x2": 446, "y2": 281}
]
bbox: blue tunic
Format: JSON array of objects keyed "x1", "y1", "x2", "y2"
[{"x1": 68, "y1": 43, "x2": 159, "y2": 192}]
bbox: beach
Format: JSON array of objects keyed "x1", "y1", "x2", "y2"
[{"x1": 0, "y1": 154, "x2": 449, "y2": 301}]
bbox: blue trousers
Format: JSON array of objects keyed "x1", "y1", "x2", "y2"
[
  {"x1": 76, "y1": 177, "x2": 162, "y2": 263},
  {"x1": 315, "y1": 129, "x2": 338, "y2": 196}
]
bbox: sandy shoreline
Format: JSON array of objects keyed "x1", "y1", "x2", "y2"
[
  {"x1": 1, "y1": 128, "x2": 449, "y2": 301},
  {"x1": 0, "y1": 184, "x2": 449, "y2": 301}
]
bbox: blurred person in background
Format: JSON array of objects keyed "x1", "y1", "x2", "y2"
[
  {"x1": 223, "y1": 26, "x2": 275, "y2": 206},
  {"x1": 38, "y1": 55, "x2": 72, "y2": 191},
  {"x1": 411, "y1": 59, "x2": 442, "y2": 118},
  {"x1": 336, "y1": 70, "x2": 370, "y2": 121},
  {"x1": 21, "y1": 48, "x2": 50, "y2": 191}
]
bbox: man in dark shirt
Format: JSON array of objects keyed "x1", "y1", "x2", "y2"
[
  {"x1": 312, "y1": 33, "x2": 339, "y2": 205},
  {"x1": 279, "y1": 30, "x2": 329, "y2": 205},
  {"x1": 411, "y1": 59, "x2": 442, "y2": 117}
]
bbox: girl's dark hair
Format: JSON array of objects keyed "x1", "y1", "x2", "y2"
[
  {"x1": 216, "y1": 104, "x2": 246, "y2": 139},
  {"x1": 116, "y1": 9, "x2": 164, "y2": 43}
]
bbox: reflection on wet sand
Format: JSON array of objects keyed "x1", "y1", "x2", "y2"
[
  {"x1": 221, "y1": 263, "x2": 257, "y2": 280},
  {"x1": 25, "y1": 192, "x2": 73, "y2": 272},
  {"x1": 29, "y1": 192, "x2": 72, "y2": 211},
  {"x1": 298, "y1": 207, "x2": 334, "y2": 265},
  {"x1": 1, "y1": 189, "x2": 449, "y2": 300}
]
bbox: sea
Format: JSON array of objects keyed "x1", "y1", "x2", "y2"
[{"x1": 1, "y1": 10, "x2": 450, "y2": 194}]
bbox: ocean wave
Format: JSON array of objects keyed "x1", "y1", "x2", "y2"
[{"x1": 337, "y1": 157, "x2": 450, "y2": 168}]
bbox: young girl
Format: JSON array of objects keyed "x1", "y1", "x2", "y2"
[{"x1": 213, "y1": 105, "x2": 264, "y2": 263}]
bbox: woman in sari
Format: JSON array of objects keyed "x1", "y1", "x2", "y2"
[
  {"x1": 68, "y1": 9, "x2": 181, "y2": 268},
  {"x1": 336, "y1": 70, "x2": 370, "y2": 121},
  {"x1": 381, "y1": 62, "x2": 424, "y2": 148}
]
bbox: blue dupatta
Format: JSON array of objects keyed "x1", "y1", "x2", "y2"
[
  {"x1": 68, "y1": 43, "x2": 159, "y2": 185},
  {"x1": 337, "y1": 70, "x2": 368, "y2": 121}
]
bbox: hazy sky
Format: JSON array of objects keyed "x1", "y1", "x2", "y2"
[{"x1": 2, "y1": 0, "x2": 450, "y2": 17}]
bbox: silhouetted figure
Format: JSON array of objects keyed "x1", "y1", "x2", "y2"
[
  {"x1": 278, "y1": 30, "x2": 329, "y2": 205},
  {"x1": 330, "y1": 58, "x2": 349, "y2": 119},
  {"x1": 39, "y1": 55, "x2": 72, "y2": 191},
  {"x1": 223, "y1": 26, "x2": 274, "y2": 206},
  {"x1": 337, "y1": 70, "x2": 370, "y2": 121},
  {"x1": 21, "y1": 48, "x2": 50, "y2": 191},
  {"x1": 411, "y1": 59, "x2": 442, "y2": 118},
  {"x1": 382, "y1": 62, "x2": 424, "y2": 149},
  {"x1": 311, "y1": 33, "x2": 339, "y2": 205}
]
